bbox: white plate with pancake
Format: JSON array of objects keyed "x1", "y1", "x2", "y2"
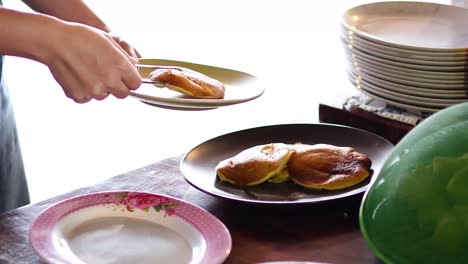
[
  {"x1": 180, "y1": 123, "x2": 394, "y2": 204},
  {"x1": 131, "y1": 58, "x2": 264, "y2": 110}
]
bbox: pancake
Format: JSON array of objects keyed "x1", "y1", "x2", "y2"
[
  {"x1": 216, "y1": 143, "x2": 295, "y2": 186},
  {"x1": 150, "y1": 68, "x2": 225, "y2": 99},
  {"x1": 268, "y1": 167, "x2": 290, "y2": 183},
  {"x1": 287, "y1": 143, "x2": 372, "y2": 190}
]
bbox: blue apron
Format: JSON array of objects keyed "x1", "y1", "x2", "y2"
[{"x1": 0, "y1": 0, "x2": 31, "y2": 213}]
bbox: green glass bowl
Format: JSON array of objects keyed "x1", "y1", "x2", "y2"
[{"x1": 360, "y1": 102, "x2": 468, "y2": 264}]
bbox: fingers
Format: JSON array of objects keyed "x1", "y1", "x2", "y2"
[
  {"x1": 49, "y1": 63, "x2": 95, "y2": 104},
  {"x1": 107, "y1": 81, "x2": 131, "y2": 99},
  {"x1": 134, "y1": 48, "x2": 142, "y2": 58},
  {"x1": 90, "y1": 86, "x2": 111, "y2": 101},
  {"x1": 106, "y1": 35, "x2": 142, "y2": 91},
  {"x1": 120, "y1": 41, "x2": 140, "y2": 60},
  {"x1": 47, "y1": 26, "x2": 142, "y2": 103},
  {"x1": 89, "y1": 61, "x2": 140, "y2": 100},
  {"x1": 84, "y1": 73, "x2": 136, "y2": 101},
  {"x1": 109, "y1": 33, "x2": 141, "y2": 59},
  {"x1": 122, "y1": 65, "x2": 142, "y2": 91},
  {"x1": 51, "y1": 61, "x2": 135, "y2": 103},
  {"x1": 103, "y1": 57, "x2": 141, "y2": 97},
  {"x1": 63, "y1": 56, "x2": 139, "y2": 102},
  {"x1": 72, "y1": 67, "x2": 139, "y2": 103},
  {"x1": 74, "y1": 96, "x2": 92, "y2": 104}
]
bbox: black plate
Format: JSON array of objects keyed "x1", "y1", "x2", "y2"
[{"x1": 180, "y1": 123, "x2": 394, "y2": 204}]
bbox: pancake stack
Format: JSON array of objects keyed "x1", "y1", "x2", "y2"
[{"x1": 215, "y1": 143, "x2": 372, "y2": 190}]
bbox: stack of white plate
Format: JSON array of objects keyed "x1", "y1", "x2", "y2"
[{"x1": 341, "y1": 1, "x2": 468, "y2": 113}]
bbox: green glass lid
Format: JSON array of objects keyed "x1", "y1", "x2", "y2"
[{"x1": 360, "y1": 102, "x2": 468, "y2": 264}]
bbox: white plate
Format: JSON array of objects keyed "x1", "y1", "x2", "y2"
[
  {"x1": 341, "y1": 35, "x2": 468, "y2": 66},
  {"x1": 348, "y1": 69, "x2": 467, "y2": 108},
  {"x1": 346, "y1": 65, "x2": 468, "y2": 99},
  {"x1": 180, "y1": 123, "x2": 394, "y2": 204},
  {"x1": 347, "y1": 73, "x2": 441, "y2": 113},
  {"x1": 348, "y1": 82, "x2": 441, "y2": 113},
  {"x1": 345, "y1": 57, "x2": 468, "y2": 90},
  {"x1": 345, "y1": 54, "x2": 468, "y2": 86},
  {"x1": 29, "y1": 191, "x2": 231, "y2": 264},
  {"x1": 342, "y1": 1, "x2": 468, "y2": 51},
  {"x1": 346, "y1": 65, "x2": 468, "y2": 96},
  {"x1": 341, "y1": 25, "x2": 468, "y2": 58},
  {"x1": 345, "y1": 46, "x2": 468, "y2": 72},
  {"x1": 344, "y1": 50, "x2": 468, "y2": 80},
  {"x1": 132, "y1": 58, "x2": 264, "y2": 110}
]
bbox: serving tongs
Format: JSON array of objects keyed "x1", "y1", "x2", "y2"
[{"x1": 135, "y1": 64, "x2": 183, "y2": 85}]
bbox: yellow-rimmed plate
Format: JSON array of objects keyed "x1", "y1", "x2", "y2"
[{"x1": 131, "y1": 58, "x2": 264, "y2": 110}]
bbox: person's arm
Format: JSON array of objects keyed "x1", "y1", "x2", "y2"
[
  {"x1": 21, "y1": 0, "x2": 140, "y2": 58},
  {"x1": 0, "y1": 6, "x2": 141, "y2": 103},
  {"x1": 21, "y1": 0, "x2": 110, "y2": 32},
  {"x1": 0, "y1": 8, "x2": 53, "y2": 62}
]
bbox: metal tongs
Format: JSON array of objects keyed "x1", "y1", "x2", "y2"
[{"x1": 135, "y1": 64, "x2": 183, "y2": 85}]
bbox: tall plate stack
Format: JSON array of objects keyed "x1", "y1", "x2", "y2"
[{"x1": 341, "y1": 1, "x2": 468, "y2": 114}]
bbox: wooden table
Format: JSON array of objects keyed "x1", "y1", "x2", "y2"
[{"x1": 0, "y1": 155, "x2": 382, "y2": 264}]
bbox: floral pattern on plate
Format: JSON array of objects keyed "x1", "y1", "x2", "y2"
[{"x1": 113, "y1": 192, "x2": 177, "y2": 215}]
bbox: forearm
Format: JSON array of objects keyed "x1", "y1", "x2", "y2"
[
  {"x1": 0, "y1": 7, "x2": 63, "y2": 62},
  {"x1": 20, "y1": 0, "x2": 110, "y2": 32},
  {"x1": 0, "y1": 3, "x2": 141, "y2": 103}
]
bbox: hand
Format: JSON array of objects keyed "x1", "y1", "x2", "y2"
[
  {"x1": 43, "y1": 22, "x2": 142, "y2": 103},
  {"x1": 110, "y1": 32, "x2": 141, "y2": 59}
]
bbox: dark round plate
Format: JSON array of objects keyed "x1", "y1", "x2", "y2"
[{"x1": 180, "y1": 123, "x2": 394, "y2": 204}]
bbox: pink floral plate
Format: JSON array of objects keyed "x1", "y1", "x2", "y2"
[{"x1": 29, "y1": 191, "x2": 231, "y2": 264}]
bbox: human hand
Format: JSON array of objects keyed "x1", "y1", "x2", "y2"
[
  {"x1": 110, "y1": 32, "x2": 141, "y2": 59},
  {"x1": 42, "y1": 22, "x2": 142, "y2": 103}
]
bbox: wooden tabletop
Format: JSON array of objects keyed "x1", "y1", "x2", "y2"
[{"x1": 0, "y1": 155, "x2": 382, "y2": 264}]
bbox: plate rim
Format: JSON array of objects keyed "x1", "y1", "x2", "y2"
[
  {"x1": 29, "y1": 190, "x2": 232, "y2": 264},
  {"x1": 342, "y1": 1, "x2": 468, "y2": 52},
  {"x1": 180, "y1": 123, "x2": 394, "y2": 205},
  {"x1": 347, "y1": 73, "x2": 441, "y2": 113},
  {"x1": 347, "y1": 69, "x2": 468, "y2": 105},
  {"x1": 341, "y1": 28, "x2": 468, "y2": 60},
  {"x1": 345, "y1": 45, "x2": 468, "y2": 72},
  {"x1": 341, "y1": 35, "x2": 468, "y2": 66},
  {"x1": 345, "y1": 50, "x2": 468, "y2": 78},
  {"x1": 347, "y1": 57, "x2": 468, "y2": 87}
]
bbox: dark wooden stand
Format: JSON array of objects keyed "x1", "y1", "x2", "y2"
[{"x1": 318, "y1": 103, "x2": 415, "y2": 145}]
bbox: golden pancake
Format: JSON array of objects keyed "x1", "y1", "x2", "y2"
[
  {"x1": 268, "y1": 167, "x2": 290, "y2": 183},
  {"x1": 216, "y1": 143, "x2": 295, "y2": 186},
  {"x1": 150, "y1": 68, "x2": 225, "y2": 99},
  {"x1": 287, "y1": 143, "x2": 372, "y2": 190}
]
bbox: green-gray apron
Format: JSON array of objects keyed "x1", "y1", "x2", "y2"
[{"x1": 0, "y1": 0, "x2": 31, "y2": 213}]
